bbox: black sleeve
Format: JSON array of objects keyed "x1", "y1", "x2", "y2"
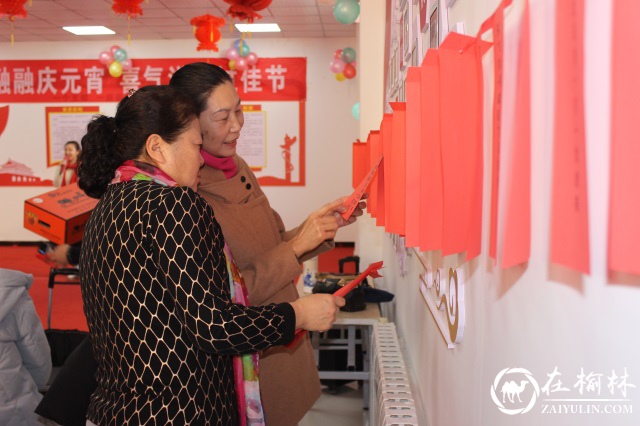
[{"x1": 151, "y1": 187, "x2": 295, "y2": 355}]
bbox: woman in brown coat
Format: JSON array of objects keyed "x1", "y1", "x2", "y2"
[{"x1": 170, "y1": 63, "x2": 365, "y2": 425}]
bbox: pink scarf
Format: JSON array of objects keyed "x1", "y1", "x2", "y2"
[
  {"x1": 110, "y1": 160, "x2": 265, "y2": 426},
  {"x1": 201, "y1": 149, "x2": 238, "y2": 179}
]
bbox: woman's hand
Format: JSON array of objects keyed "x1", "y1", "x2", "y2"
[
  {"x1": 333, "y1": 193, "x2": 368, "y2": 227},
  {"x1": 289, "y1": 198, "x2": 346, "y2": 257},
  {"x1": 290, "y1": 294, "x2": 346, "y2": 331}
]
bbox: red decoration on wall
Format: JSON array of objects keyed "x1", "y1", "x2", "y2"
[
  {"x1": 190, "y1": 14, "x2": 226, "y2": 52},
  {"x1": 111, "y1": 0, "x2": 144, "y2": 18},
  {"x1": 223, "y1": 0, "x2": 272, "y2": 23}
]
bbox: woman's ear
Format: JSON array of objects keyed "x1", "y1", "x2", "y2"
[{"x1": 145, "y1": 134, "x2": 166, "y2": 165}]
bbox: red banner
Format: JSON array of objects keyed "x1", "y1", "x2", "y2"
[{"x1": 0, "y1": 58, "x2": 306, "y2": 103}]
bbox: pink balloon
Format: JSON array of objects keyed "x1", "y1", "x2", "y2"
[
  {"x1": 226, "y1": 47, "x2": 239, "y2": 60},
  {"x1": 110, "y1": 45, "x2": 121, "y2": 55},
  {"x1": 246, "y1": 52, "x2": 259, "y2": 66},
  {"x1": 330, "y1": 59, "x2": 345, "y2": 74},
  {"x1": 98, "y1": 51, "x2": 112, "y2": 65},
  {"x1": 334, "y1": 49, "x2": 343, "y2": 59},
  {"x1": 120, "y1": 59, "x2": 133, "y2": 71},
  {"x1": 235, "y1": 57, "x2": 248, "y2": 71}
]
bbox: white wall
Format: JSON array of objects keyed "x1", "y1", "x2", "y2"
[
  {"x1": 0, "y1": 37, "x2": 359, "y2": 242},
  {"x1": 358, "y1": 0, "x2": 640, "y2": 425}
]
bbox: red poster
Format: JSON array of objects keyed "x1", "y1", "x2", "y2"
[
  {"x1": 550, "y1": 0, "x2": 590, "y2": 274},
  {"x1": 419, "y1": 49, "x2": 443, "y2": 251},
  {"x1": 609, "y1": 1, "x2": 640, "y2": 277},
  {"x1": 405, "y1": 68, "x2": 422, "y2": 248},
  {"x1": 388, "y1": 102, "x2": 407, "y2": 235},
  {"x1": 501, "y1": 0, "x2": 531, "y2": 269},
  {"x1": 381, "y1": 114, "x2": 393, "y2": 228},
  {"x1": 438, "y1": 33, "x2": 491, "y2": 257},
  {"x1": 368, "y1": 131, "x2": 381, "y2": 219},
  {"x1": 352, "y1": 140, "x2": 369, "y2": 190},
  {"x1": 0, "y1": 58, "x2": 306, "y2": 102}
]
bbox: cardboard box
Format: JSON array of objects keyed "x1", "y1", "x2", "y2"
[{"x1": 24, "y1": 183, "x2": 98, "y2": 245}]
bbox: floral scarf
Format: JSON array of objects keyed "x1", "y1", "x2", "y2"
[{"x1": 111, "y1": 160, "x2": 265, "y2": 426}]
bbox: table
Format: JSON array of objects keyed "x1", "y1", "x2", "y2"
[{"x1": 309, "y1": 302, "x2": 382, "y2": 409}]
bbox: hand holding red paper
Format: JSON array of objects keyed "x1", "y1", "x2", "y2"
[
  {"x1": 286, "y1": 261, "x2": 384, "y2": 348},
  {"x1": 341, "y1": 154, "x2": 383, "y2": 221},
  {"x1": 289, "y1": 198, "x2": 344, "y2": 257}
]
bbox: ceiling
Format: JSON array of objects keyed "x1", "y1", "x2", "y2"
[{"x1": 0, "y1": 0, "x2": 355, "y2": 43}]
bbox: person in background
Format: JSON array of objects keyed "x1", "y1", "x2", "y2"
[
  {"x1": 53, "y1": 141, "x2": 80, "y2": 187},
  {"x1": 47, "y1": 141, "x2": 82, "y2": 266},
  {"x1": 76, "y1": 85, "x2": 344, "y2": 425},
  {"x1": 0, "y1": 268, "x2": 52, "y2": 426},
  {"x1": 170, "y1": 63, "x2": 366, "y2": 425}
]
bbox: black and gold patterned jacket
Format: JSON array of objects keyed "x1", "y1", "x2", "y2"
[{"x1": 80, "y1": 181, "x2": 295, "y2": 425}]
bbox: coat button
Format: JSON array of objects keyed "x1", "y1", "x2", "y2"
[
  {"x1": 246, "y1": 183, "x2": 252, "y2": 190},
  {"x1": 240, "y1": 176, "x2": 246, "y2": 182}
]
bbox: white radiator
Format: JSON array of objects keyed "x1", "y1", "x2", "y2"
[{"x1": 369, "y1": 323, "x2": 419, "y2": 425}]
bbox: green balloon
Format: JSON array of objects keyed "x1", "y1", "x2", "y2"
[
  {"x1": 341, "y1": 47, "x2": 356, "y2": 63},
  {"x1": 351, "y1": 102, "x2": 360, "y2": 120},
  {"x1": 333, "y1": 0, "x2": 360, "y2": 25}
]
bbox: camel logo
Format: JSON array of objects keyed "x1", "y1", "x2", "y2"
[{"x1": 491, "y1": 368, "x2": 540, "y2": 415}]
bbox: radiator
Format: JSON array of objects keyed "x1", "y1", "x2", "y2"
[{"x1": 369, "y1": 323, "x2": 419, "y2": 425}]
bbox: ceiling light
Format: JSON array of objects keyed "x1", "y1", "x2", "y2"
[
  {"x1": 235, "y1": 23, "x2": 281, "y2": 33},
  {"x1": 62, "y1": 26, "x2": 115, "y2": 36}
]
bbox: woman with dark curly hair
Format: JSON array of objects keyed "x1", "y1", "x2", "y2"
[{"x1": 74, "y1": 85, "x2": 344, "y2": 425}]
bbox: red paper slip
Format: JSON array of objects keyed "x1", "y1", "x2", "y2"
[
  {"x1": 341, "y1": 154, "x2": 384, "y2": 221},
  {"x1": 285, "y1": 261, "x2": 384, "y2": 349}
]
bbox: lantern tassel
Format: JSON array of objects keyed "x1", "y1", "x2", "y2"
[{"x1": 127, "y1": 15, "x2": 131, "y2": 45}]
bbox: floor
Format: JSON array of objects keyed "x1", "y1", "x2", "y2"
[{"x1": 300, "y1": 383, "x2": 369, "y2": 426}]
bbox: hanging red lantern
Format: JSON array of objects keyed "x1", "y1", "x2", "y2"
[
  {"x1": 0, "y1": 0, "x2": 28, "y2": 44},
  {"x1": 111, "y1": 0, "x2": 144, "y2": 18},
  {"x1": 223, "y1": 0, "x2": 272, "y2": 23},
  {"x1": 190, "y1": 14, "x2": 226, "y2": 52}
]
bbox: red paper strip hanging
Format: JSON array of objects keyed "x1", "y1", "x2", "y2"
[{"x1": 550, "y1": 0, "x2": 590, "y2": 274}]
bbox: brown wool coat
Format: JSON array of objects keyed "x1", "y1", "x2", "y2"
[{"x1": 198, "y1": 155, "x2": 333, "y2": 426}]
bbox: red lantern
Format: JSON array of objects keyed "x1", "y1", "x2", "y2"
[
  {"x1": 111, "y1": 0, "x2": 144, "y2": 18},
  {"x1": 190, "y1": 14, "x2": 226, "y2": 52},
  {"x1": 0, "y1": 0, "x2": 28, "y2": 44},
  {"x1": 0, "y1": 0, "x2": 27, "y2": 19},
  {"x1": 223, "y1": 0, "x2": 272, "y2": 23}
]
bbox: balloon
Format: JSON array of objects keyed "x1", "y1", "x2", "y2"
[
  {"x1": 228, "y1": 59, "x2": 237, "y2": 70},
  {"x1": 335, "y1": 72, "x2": 346, "y2": 82},
  {"x1": 333, "y1": 0, "x2": 360, "y2": 25},
  {"x1": 226, "y1": 47, "x2": 239, "y2": 60},
  {"x1": 238, "y1": 43, "x2": 250, "y2": 57},
  {"x1": 108, "y1": 61, "x2": 123, "y2": 78},
  {"x1": 110, "y1": 45, "x2": 121, "y2": 55},
  {"x1": 330, "y1": 59, "x2": 345, "y2": 73},
  {"x1": 343, "y1": 63, "x2": 356, "y2": 79},
  {"x1": 235, "y1": 57, "x2": 248, "y2": 71},
  {"x1": 351, "y1": 102, "x2": 360, "y2": 120},
  {"x1": 98, "y1": 51, "x2": 112, "y2": 65},
  {"x1": 246, "y1": 52, "x2": 259, "y2": 66},
  {"x1": 113, "y1": 48, "x2": 127, "y2": 62},
  {"x1": 120, "y1": 59, "x2": 133, "y2": 71},
  {"x1": 334, "y1": 49, "x2": 343, "y2": 59},
  {"x1": 233, "y1": 39, "x2": 248, "y2": 51},
  {"x1": 341, "y1": 47, "x2": 356, "y2": 63}
]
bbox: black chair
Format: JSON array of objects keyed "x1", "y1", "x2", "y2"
[{"x1": 47, "y1": 267, "x2": 80, "y2": 329}]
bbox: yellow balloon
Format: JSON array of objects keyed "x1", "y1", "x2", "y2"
[
  {"x1": 108, "y1": 61, "x2": 123, "y2": 78},
  {"x1": 335, "y1": 72, "x2": 346, "y2": 82},
  {"x1": 228, "y1": 59, "x2": 236, "y2": 70}
]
